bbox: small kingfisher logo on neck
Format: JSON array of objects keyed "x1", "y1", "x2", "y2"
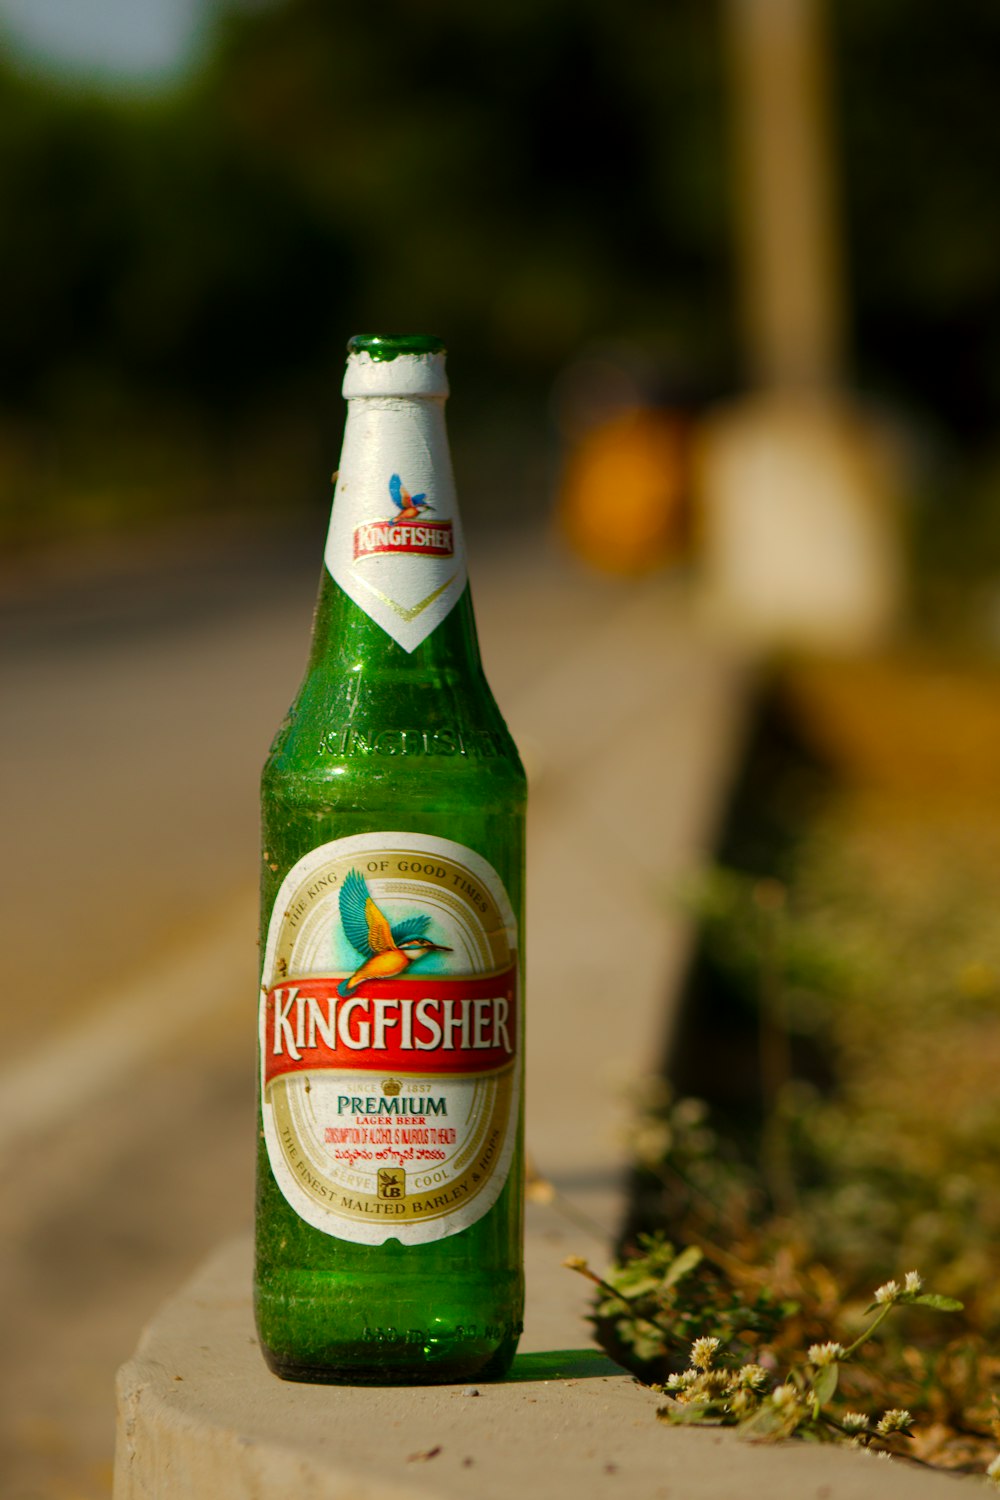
[
  {"x1": 388, "y1": 473, "x2": 432, "y2": 521},
  {"x1": 336, "y1": 868, "x2": 451, "y2": 997},
  {"x1": 352, "y1": 475, "x2": 455, "y2": 561}
]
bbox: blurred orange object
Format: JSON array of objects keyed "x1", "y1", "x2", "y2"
[{"x1": 557, "y1": 407, "x2": 689, "y2": 575}]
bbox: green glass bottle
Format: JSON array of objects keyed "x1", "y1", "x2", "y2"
[{"x1": 255, "y1": 334, "x2": 526, "y2": 1384}]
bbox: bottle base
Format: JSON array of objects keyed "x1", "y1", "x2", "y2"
[
  {"x1": 254, "y1": 1258, "x2": 523, "y2": 1386},
  {"x1": 260, "y1": 1331, "x2": 519, "y2": 1386}
]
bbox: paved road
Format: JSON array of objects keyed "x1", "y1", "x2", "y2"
[
  {"x1": 2, "y1": 517, "x2": 318, "y2": 1498},
  {"x1": 2, "y1": 516, "x2": 320, "y2": 1058},
  {"x1": 1, "y1": 515, "x2": 673, "y2": 1500}
]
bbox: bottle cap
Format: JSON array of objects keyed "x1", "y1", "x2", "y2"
[{"x1": 344, "y1": 334, "x2": 449, "y2": 398}]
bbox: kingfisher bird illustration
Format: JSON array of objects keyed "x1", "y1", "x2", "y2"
[
  {"x1": 389, "y1": 472, "x2": 432, "y2": 522},
  {"x1": 336, "y1": 868, "x2": 450, "y2": 997}
]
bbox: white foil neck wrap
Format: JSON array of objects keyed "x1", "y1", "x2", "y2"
[
  {"x1": 325, "y1": 353, "x2": 467, "y2": 652},
  {"x1": 342, "y1": 350, "x2": 449, "y2": 400}
]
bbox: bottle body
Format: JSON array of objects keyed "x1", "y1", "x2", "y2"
[{"x1": 255, "y1": 337, "x2": 525, "y2": 1383}]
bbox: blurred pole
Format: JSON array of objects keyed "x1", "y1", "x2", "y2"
[
  {"x1": 696, "y1": 0, "x2": 904, "y2": 650},
  {"x1": 725, "y1": 0, "x2": 845, "y2": 391}
]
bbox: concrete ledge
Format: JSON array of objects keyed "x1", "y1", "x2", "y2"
[
  {"x1": 114, "y1": 572, "x2": 961, "y2": 1497},
  {"x1": 114, "y1": 1229, "x2": 966, "y2": 1500}
]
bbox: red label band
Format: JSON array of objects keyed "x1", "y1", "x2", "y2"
[
  {"x1": 264, "y1": 965, "x2": 517, "y2": 1084},
  {"x1": 353, "y1": 520, "x2": 455, "y2": 560}
]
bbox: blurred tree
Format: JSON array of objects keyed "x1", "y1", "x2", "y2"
[
  {"x1": 831, "y1": 0, "x2": 1000, "y2": 589},
  {"x1": 201, "y1": 0, "x2": 732, "y2": 376},
  {"x1": 0, "y1": 0, "x2": 732, "y2": 536},
  {"x1": 0, "y1": 0, "x2": 733, "y2": 401},
  {"x1": 0, "y1": 0, "x2": 999, "y2": 548},
  {"x1": 0, "y1": 67, "x2": 346, "y2": 417},
  {"x1": 834, "y1": 0, "x2": 1000, "y2": 440}
]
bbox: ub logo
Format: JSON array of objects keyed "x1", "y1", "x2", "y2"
[{"x1": 378, "y1": 1168, "x2": 405, "y2": 1200}]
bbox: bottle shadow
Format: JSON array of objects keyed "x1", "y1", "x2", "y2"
[{"x1": 503, "y1": 1348, "x2": 626, "y2": 1382}]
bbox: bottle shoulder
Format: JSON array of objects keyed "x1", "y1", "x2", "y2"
[
  {"x1": 263, "y1": 666, "x2": 524, "y2": 797},
  {"x1": 264, "y1": 548, "x2": 526, "y2": 798}
]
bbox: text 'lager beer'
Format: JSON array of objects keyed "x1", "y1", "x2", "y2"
[{"x1": 255, "y1": 334, "x2": 526, "y2": 1383}]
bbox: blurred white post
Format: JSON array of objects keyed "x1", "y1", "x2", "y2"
[{"x1": 697, "y1": 0, "x2": 903, "y2": 652}]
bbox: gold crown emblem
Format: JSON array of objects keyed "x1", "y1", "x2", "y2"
[{"x1": 381, "y1": 1078, "x2": 402, "y2": 1096}]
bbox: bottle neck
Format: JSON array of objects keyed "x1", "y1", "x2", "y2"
[
  {"x1": 306, "y1": 569, "x2": 485, "y2": 682},
  {"x1": 317, "y1": 384, "x2": 481, "y2": 678}
]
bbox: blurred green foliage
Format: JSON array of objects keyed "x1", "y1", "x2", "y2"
[
  {"x1": 610, "y1": 664, "x2": 1000, "y2": 1469},
  {"x1": 0, "y1": 0, "x2": 731, "y2": 539},
  {"x1": 1, "y1": 0, "x2": 999, "y2": 546},
  {"x1": 835, "y1": 0, "x2": 1000, "y2": 441}
]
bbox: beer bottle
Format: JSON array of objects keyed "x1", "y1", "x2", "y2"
[{"x1": 255, "y1": 334, "x2": 526, "y2": 1384}]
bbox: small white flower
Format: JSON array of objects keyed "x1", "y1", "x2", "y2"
[
  {"x1": 771, "y1": 1384, "x2": 797, "y2": 1408},
  {"x1": 807, "y1": 1341, "x2": 844, "y2": 1367},
  {"x1": 737, "y1": 1363, "x2": 769, "y2": 1390},
  {"x1": 690, "y1": 1336, "x2": 720, "y2": 1370},
  {"x1": 672, "y1": 1097, "x2": 709, "y2": 1129},
  {"x1": 986, "y1": 1453, "x2": 1000, "y2": 1486},
  {"x1": 727, "y1": 1387, "x2": 759, "y2": 1418},
  {"x1": 904, "y1": 1270, "x2": 923, "y2": 1295},
  {"x1": 842, "y1": 1411, "x2": 869, "y2": 1433},
  {"x1": 876, "y1": 1408, "x2": 913, "y2": 1434},
  {"x1": 665, "y1": 1370, "x2": 697, "y2": 1392},
  {"x1": 874, "y1": 1279, "x2": 900, "y2": 1305},
  {"x1": 631, "y1": 1122, "x2": 673, "y2": 1164}
]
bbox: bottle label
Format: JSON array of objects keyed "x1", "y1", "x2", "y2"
[
  {"x1": 324, "y1": 399, "x2": 468, "y2": 652},
  {"x1": 259, "y1": 832, "x2": 520, "y2": 1245}
]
